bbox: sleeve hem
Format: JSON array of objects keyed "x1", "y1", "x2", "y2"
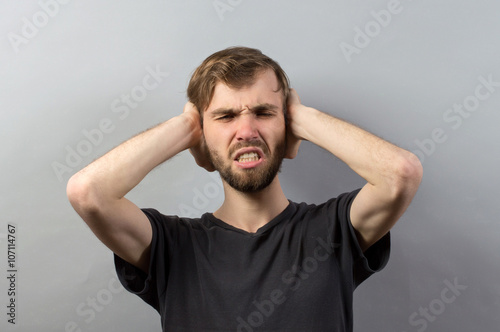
[
  {"x1": 344, "y1": 189, "x2": 391, "y2": 287},
  {"x1": 114, "y1": 209, "x2": 158, "y2": 295}
]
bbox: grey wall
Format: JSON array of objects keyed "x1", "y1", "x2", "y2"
[{"x1": 1, "y1": 1, "x2": 499, "y2": 331}]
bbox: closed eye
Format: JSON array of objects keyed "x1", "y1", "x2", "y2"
[
  {"x1": 210, "y1": 103, "x2": 280, "y2": 121},
  {"x1": 216, "y1": 114, "x2": 235, "y2": 121},
  {"x1": 252, "y1": 104, "x2": 279, "y2": 118},
  {"x1": 256, "y1": 111, "x2": 274, "y2": 117}
]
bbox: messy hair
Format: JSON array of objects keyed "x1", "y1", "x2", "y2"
[{"x1": 187, "y1": 46, "x2": 290, "y2": 115}]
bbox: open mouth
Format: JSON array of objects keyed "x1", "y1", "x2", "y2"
[
  {"x1": 234, "y1": 147, "x2": 264, "y2": 167},
  {"x1": 237, "y1": 152, "x2": 261, "y2": 163}
]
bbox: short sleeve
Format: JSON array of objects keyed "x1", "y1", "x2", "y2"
[
  {"x1": 114, "y1": 208, "x2": 172, "y2": 312},
  {"x1": 326, "y1": 189, "x2": 391, "y2": 288}
]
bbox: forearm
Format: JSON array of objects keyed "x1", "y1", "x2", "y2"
[
  {"x1": 68, "y1": 114, "x2": 198, "y2": 203},
  {"x1": 286, "y1": 90, "x2": 422, "y2": 249},
  {"x1": 293, "y1": 106, "x2": 420, "y2": 189}
]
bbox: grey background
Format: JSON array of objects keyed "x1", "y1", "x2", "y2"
[{"x1": 1, "y1": 0, "x2": 499, "y2": 331}]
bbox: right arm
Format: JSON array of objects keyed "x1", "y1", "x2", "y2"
[{"x1": 66, "y1": 103, "x2": 210, "y2": 272}]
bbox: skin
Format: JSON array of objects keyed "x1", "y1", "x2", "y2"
[
  {"x1": 193, "y1": 69, "x2": 293, "y2": 232},
  {"x1": 67, "y1": 68, "x2": 423, "y2": 273}
]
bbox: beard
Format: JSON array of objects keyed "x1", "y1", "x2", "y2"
[{"x1": 207, "y1": 137, "x2": 286, "y2": 193}]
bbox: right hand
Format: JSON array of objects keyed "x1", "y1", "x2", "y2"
[{"x1": 182, "y1": 102, "x2": 216, "y2": 172}]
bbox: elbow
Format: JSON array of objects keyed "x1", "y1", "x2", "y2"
[
  {"x1": 66, "y1": 174, "x2": 101, "y2": 220},
  {"x1": 392, "y1": 152, "x2": 423, "y2": 198}
]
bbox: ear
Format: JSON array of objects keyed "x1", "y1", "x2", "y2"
[{"x1": 190, "y1": 133, "x2": 216, "y2": 172}]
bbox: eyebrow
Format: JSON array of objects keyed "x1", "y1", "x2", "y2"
[{"x1": 210, "y1": 103, "x2": 280, "y2": 116}]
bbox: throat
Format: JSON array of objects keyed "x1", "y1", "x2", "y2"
[{"x1": 214, "y1": 180, "x2": 289, "y2": 233}]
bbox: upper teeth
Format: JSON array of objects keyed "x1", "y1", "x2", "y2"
[{"x1": 238, "y1": 152, "x2": 259, "y2": 162}]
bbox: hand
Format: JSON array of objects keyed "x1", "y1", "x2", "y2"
[
  {"x1": 182, "y1": 102, "x2": 216, "y2": 172},
  {"x1": 284, "y1": 88, "x2": 304, "y2": 159}
]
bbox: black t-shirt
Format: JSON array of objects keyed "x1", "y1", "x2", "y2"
[{"x1": 115, "y1": 189, "x2": 390, "y2": 331}]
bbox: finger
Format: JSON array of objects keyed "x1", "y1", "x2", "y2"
[{"x1": 183, "y1": 101, "x2": 197, "y2": 113}]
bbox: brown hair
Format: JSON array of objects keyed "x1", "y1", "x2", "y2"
[{"x1": 187, "y1": 46, "x2": 290, "y2": 116}]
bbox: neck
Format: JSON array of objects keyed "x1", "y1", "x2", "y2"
[{"x1": 214, "y1": 176, "x2": 289, "y2": 233}]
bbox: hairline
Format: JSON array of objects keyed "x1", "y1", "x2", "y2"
[{"x1": 202, "y1": 68, "x2": 288, "y2": 115}]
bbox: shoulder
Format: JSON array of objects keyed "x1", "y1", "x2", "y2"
[
  {"x1": 291, "y1": 189, "x2": 362, "y2": 219},
  {"x1": 141, "y1": 208, "x2": 206, "y2": 232}
]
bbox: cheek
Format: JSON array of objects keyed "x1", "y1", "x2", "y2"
[
  {"x1": 203, "y1": 125, "x2": 228, "y2": 151},
  {"x1": 268, "y1": 115, "x2": 287, "y2": 133},
  {"x1": 202, "y1": 122, "x2": 214, "y2": 143},
  {"x1": 203, "y1": 132, "x2": 215, "y2": 151},
  {"x1": 264, "y1": 122, "x2": 287, "y2": 143}
]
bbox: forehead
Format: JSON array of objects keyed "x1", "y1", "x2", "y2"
[{"x1": 206, "y1": 69, "x2": 282, "y2": 113}]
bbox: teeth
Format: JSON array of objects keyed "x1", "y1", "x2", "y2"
[{"x1": 238, "y1": 152, "x2": 259, "y2": 163}]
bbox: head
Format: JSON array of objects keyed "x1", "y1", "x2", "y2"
[
  {"x1": 187, "y1": 47, "x2": 291, "y2": 192},
  {"x1": 187, "y1": 46, "x2": 290, "y2": 119}
]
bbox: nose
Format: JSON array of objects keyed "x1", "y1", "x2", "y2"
[{"x1": 235, "y1": 113, "x2": 258, "y2": 141}]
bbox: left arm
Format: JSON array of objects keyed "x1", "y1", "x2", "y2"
[{"x1": 286, "y1": 89, "x2": 423, "y2": 251}]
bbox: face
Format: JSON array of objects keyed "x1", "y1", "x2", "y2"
[{"x1": 203, "y1": 69, "x2": 287, "y2": 193}]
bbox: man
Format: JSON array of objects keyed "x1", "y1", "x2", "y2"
[{"x1": 67, "y1": 47, "x2": 422, "y2": 331}]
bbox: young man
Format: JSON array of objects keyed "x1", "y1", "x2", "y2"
[{"x1": 67, "y1": 47, "x2": 422, "y2": 331}]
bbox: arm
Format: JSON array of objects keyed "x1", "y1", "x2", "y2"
[
  {"x1": 66, "y1": 103, "x2": 208, "y2": 272},
  {"x1": 287, "y1": 89, "x2": 423, "y2": 251}
]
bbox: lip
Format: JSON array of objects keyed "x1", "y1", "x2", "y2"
[
  {"x1": 233, "y1": 147, "x2": 265, "y2": 168},
  {"x1": 234, "y1": 147, "x2": 264, "y2": 160}
]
